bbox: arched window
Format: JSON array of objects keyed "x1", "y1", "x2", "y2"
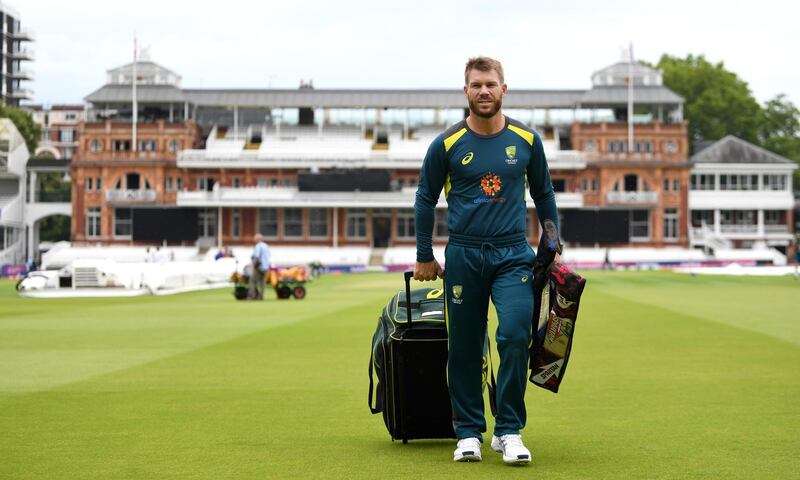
[
  {"x1": 90, "y1": 139, "x2": 103, "y2": 153},
  {"x1": 624, "y1": 174, "x2": 638, "y2": 192},
  {"x1": 125, "y1": 173, "x2": 141, "y2": 190}
]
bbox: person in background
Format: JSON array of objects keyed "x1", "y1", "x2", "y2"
[
  {"x1": 794, "y1": 233, "x2": 800, "y2": 279},
  {"x1": 248, "y1": 233, "x2": 271, "y2": 300},
  {"x1": 214, "y1": 248, "x2": 226, "y2": 261}
]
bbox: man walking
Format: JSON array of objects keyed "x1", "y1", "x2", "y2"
[
  {"x1": 248, "y1": 233, "x2": 271, "y2": 300},
  {"x1": 414, "y1": 56, "x2": 560, "y2": 464}
]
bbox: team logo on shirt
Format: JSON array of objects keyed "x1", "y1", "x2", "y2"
[
  {"x1": 505, "y1": 145, "x2": 517, "y2": 165},
  {"x1": 461, "y1": 152, "x2": 474, "y2": 165}
]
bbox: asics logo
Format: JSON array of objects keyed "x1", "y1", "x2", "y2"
[{"x1": 461, "y1": 152, "x2": 474, "y2": 165}]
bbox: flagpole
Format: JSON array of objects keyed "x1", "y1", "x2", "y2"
[
  {"x1": 627, "y1": 42, "x2": 634, "y2": 156},
  {"x1": 132, "y1": 36, "x2": 138, "y2": 153}
]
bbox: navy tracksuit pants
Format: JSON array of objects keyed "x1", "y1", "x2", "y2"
[{"x1": 445, "y1": 232, "x2": 536, "y2": 441}]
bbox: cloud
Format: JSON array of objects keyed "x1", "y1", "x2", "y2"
[{"x1": 19, "y1": 0, "x2": 800, "y2": 105}]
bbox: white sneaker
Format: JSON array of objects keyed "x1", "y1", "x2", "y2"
[
  {"x1": 491, "y1": 434, "x2": 531, "y2": 465},
  {"x1": 453, "y1": 437, "x2": 482, "y2": 462}
]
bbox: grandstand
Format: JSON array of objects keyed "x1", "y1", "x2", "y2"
[{"x1": 4, "y1": 54, "x2": 796, "y2": 283}]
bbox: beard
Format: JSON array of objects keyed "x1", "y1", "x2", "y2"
[{"x1": 468, "y1": 96, "x2": 503, "y2": 118}]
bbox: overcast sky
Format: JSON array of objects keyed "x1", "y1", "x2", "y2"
[{"x1": 16, "y1": 0, "x2": 800, "y2": 107}]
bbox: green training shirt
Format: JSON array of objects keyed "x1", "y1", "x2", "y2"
[{"x1": 414, "y1": 116, "x2": 559, "y2": 262}]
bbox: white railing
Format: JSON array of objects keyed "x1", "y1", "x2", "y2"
[
  {"x1": 12, "y1": 28, "x2": 35, "y2": 41},
  {"x1": 9, "y1": 88, "x2": 34, "y2": 99},
  {"x1": 177, "y1": 186, "x2": 424, "y2": 208},
  {"x1": 546, "y1": 150, "x2": 587, "y2": 169},
  {"x1": 554, "y1": 192, "x2": 584, "y2": 208},
  {"x1": 178, "y1": 149, "x2": 425, "y2": 168},
  {"x1": 180, "y1": 186, "x2": 297, "y2": 202},
  {"x1": 9, "y1": 68, "x2": 34, "y2": 79},
  {"x1": 690, "y1": 223, "x2": 733, "y2": 250},
  {"x1": 105, "y1": 189, "x2": 157, "y2": 202},
  {"x1": 10, "y1": 47, "x2": 35, "y2": 59},
  {"x1": 764, "y1": 224, "x2": 789, "y2": 234},
  {"x1": 605, "y1": 191, "x2": 659, "y2": 204},
  {"x1": 720, "y1": 224, "x2": 758, "y2": 234},
  {"x1": 179, "y1": 148, "x2": 586, "y2": 169},
  {"x1": 0, "y1": 238, "x2": 24, "y2": 266}
]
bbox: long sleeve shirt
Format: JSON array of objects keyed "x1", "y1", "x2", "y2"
[{"x1": 414, "y1": 116, "x2": 559, "y2": 262}]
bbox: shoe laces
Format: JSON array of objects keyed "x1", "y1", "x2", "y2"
[
  {"x1": 501, "y1": 434, "x2": 524, "y2": 448},
  {"x1": 458, "y1": 438, "x2": 479, "y2": 449}
]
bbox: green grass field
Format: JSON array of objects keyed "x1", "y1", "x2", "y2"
[{"x1": 1, "y1": 271, "x2": 799, "y2": 479}]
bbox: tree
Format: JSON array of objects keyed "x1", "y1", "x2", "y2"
[
  {"x1": 0, "y1": 103, "x2": 40, "y2": 154},
  {"x1": 760, "y1": 94, "x2": 800, "y2": 159},
  {"x1": 760, "y1": 94, "x2": 800, "y2": 189},
  {"x1": 38, "y1": 215, "x2": 71, "y2": 243},
  {"x1": 657, "y1": 54, "x2": 762, "y2": 151}
]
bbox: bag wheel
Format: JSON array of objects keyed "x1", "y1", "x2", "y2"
[{"x1": 293, "y1": 286, "x2": 306, "y2": 299}]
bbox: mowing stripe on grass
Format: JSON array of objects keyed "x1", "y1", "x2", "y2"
[{"x1": 1, "y1": 272, "x2": 798, "y2": 479}]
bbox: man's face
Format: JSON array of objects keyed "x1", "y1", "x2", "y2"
[{"x1": 464, "y1": 68, "x2": 507, "y2": 119}]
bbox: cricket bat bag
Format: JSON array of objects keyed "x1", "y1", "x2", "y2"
[
  {"x1": 529, "y1": 221, "x2": 587, "y2": 393},
  {"x1": 368, "y1": 272, "x2": 495, "y2": 443}
]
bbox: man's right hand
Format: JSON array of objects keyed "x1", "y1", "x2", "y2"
[{"x1": 414, "y1": 260, "x2": 444, "y2": 281}]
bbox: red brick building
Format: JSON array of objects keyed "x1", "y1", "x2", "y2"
[
  {"x1": 72, "y1": 57, "x2": 692, "y2": 250},
  {"x1": 71, "y1": 119, "x2": 201, "y2": 243}
]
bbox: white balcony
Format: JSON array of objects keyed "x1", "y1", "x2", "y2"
[
  {"x1": 764, "y1": 224, "x2": 790, "y2": 234},
  {"x1": 11, "y1": 28, "x2": 35, "y2": 41},
  {"x1": 690, "y1": 191, "x2": 795, "y2": 210},
  {"x1": 178, "y1": 149, "x2": 424, "y2": 169},
  {"x1": 8, "y1": 88, "x2": 34, "y2": 100},
  {"x1": 720, "y1": 224, "x2": 758, "y2": 234},
  {"x1": 10, "y1": 48, "x2": 35, "y2": 60},
  {"x1": 554, "y1": 192, "x2": 584, "y2": 208},
  {"x1": 691, "y1": 223, "x2": 793, "y2": 244},
  {"x1": 605, "y1": 191, "x2": 659, "y2": 204},
  {"x1": 177, "y1": 186, "x2": 422, "y2": 208},
  {"x1": 105, "y1": 189, "x2": 157, "y2": 203},
  {"x1": 8, "y1": 68, "x2": 34, "y2": 80},
  {"x1": 179, "y1": 144, "x2": 588, "y2": 170},
  {"x1": 177, "y1": 186, "x2": 582, "y2": 211}
]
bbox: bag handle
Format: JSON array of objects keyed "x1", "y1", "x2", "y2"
[
  {"x1": 368, "y1": 348, "x2": 380, "y2": 414},
  {"x1": 403, "y1": 271, "x2": 414, "y2": 325}
]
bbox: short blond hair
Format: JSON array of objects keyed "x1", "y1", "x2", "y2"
[{"x1": 464, "y1": 56, "x2": 504, "y2": 85}]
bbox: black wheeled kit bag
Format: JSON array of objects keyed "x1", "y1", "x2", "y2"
[
  {"x1": 368, "y1": 271, "x2": 453, "y2": 443},
  {"x1": 368, "y1": 272, "x2": 495, "y2": 443}
]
